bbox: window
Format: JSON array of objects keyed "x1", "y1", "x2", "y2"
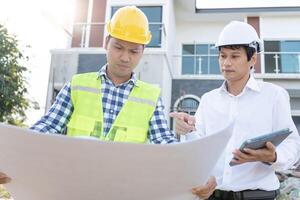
[
  {"x1": 111, "y1": 6, "x2": 163, "y2": 48},
  {"x1": 176, "y1": 97, "x2": 199, "y2": 115},
  {"x1": 171, "y1": 95, "x2": 200, "y2": 130},
  {"x1": 264, "y1": 40, "x2": 300, "y2": 73},
  {"x1": 182, "y1": 44, "x2": 219, "y2": 75}
]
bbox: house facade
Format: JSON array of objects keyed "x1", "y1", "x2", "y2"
[{"x1": 46, "y1": 0, "x2": 300, "y2": 131}]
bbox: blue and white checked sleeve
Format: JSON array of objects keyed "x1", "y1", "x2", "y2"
[
  {"x1": 30, "y1": 83, "x2": 73, "y2": 134},
  {"x1": 148, "y1": 97, "x2": 178, "y2": 144}
]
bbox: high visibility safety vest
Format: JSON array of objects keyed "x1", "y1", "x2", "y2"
[{"x1": 66, "y1": 72, "x2": 160, "y2": 143}]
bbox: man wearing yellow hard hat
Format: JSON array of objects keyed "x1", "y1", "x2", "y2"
[{"x1": 0, "y1": 6, "x2": 216, "y2": 199}]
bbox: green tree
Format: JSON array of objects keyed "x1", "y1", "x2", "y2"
[{"x1": 0, "y1": 24, "x2": 38, "y2": 126}]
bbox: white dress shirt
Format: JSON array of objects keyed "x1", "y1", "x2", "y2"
[{"x1": 186, "y1": 76, "x2": 300, "y2": 191}]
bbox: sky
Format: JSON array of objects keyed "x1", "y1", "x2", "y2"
[{"x1": 0, "y1": 0, "x2": 75, "y2": 125}]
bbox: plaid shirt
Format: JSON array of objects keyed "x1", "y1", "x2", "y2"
[{"x1": 31, "y1": 66, "x2": 177, "y2": 144}]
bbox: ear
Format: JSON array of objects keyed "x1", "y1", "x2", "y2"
[
  {"x1": 104, "y1": 36, "x2": 110, "y2": 50},
  {"x1": 250, "y1": 53, "x2": 257, "y2": 68}
]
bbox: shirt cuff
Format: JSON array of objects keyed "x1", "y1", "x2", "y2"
[
  {"x1": 180, "y1": 131, "x2": 200, "y2": 142},
  {"x1": 271, "y1": 150, "x2": 286, "y2": 171}
]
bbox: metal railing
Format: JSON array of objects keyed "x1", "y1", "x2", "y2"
[
  {"x1": 174, "y1": 54, "x2": 220, "y2": 75},
  {"x1": 264, "y1": 52, "x2": 300, "y2": 74},
  {"x1": 73, "y1": 22, "x2": 166, "y2": 48},
  {"x1": 174, "y1": 52, "x2": 300, "y2": 76}
]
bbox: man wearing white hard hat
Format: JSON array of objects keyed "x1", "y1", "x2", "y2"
[{"x1": 171, "y1": 21, "x2": 300, "y2": 199}]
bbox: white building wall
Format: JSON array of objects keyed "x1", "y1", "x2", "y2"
[
  {"x1": 164, "y1": 0, "x2": 176, "y2": 66},
  {"x1": 161, "y1": 55, "x2": 172, "y2": 120},
  {"x1": 261, "y1": 16, "x2": 300, "y2": 40},
  {"x1": 174, "y1": 21, "x2": 227, "y2": 76},
  {"x1": 45, "y1": 51, "x2": 78, "y2": 111},
  {"x1": 135, "y1": 53, "x2": 164, "y2": 85},
  {"x1": 162, "y1": 0, "x2": 175, "y2": 120},
  {"x1": 176, "y1": 21, "x2": 224, "y2": 48},
  {"x1": 134, "y1": 52, "x2": 172, "y2": 119}
]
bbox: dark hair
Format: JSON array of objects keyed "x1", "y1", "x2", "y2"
[{"x1": 219, "y1": 45, "x2": 256, "y2": 61}]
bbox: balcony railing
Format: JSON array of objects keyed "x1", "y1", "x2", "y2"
[
  {"x1": 174, "y1": 52, "x2": 300, "y2": 76},
  {"x1": 264, "y1": 52, "x2": 300, "y2": 74},
  {"x1": 72, "y1": 22, "x2": 166, "y2": 48},
  {"x1": 174, "y1": 54, "x2": 220, "y2": 75}
]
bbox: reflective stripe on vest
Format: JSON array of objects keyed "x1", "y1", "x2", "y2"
[
  {"x1": 66, "y1": 72, "x2": 160, "y2": 143},
  {"x1": 72, "y1": 85, "x2": 101, "y2": 94}
]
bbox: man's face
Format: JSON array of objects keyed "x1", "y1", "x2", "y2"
[
  {"x1": 105, "y1": 36, "x2": 144, "y2": 82},
  {"x1": 219, "y1": 47, "x2": 256, "y2": 82}
]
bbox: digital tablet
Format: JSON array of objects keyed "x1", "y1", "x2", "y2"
[{"x1": 230, "y1": 128, "x2": 293, "y2": 166}]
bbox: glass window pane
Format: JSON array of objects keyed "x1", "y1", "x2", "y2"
[
  {"x1": 139, "y1": 6, "x2": 162, "y2": 47},
  {"x1": 281, "y1": 54, "x2": 299, "y2": 73},
  {"x1": 111, "y1": 6, "x2": 162, "y2": 22},
  {"x1": 208, "y1": 44, "x2": 220, "y2": 74},
  {"x1": 280, "y1": 41, "x2": 300, "y2": 73},
  {"x1": 182, "y1": 45, "x2": 195, "y2": 55},
  {"x1": 265, "y1": 54, "x2": 277, "y2": 73},
  {"x1": 139, "y1": 6, "x2": 162, "y2": 22},
  {"x1": 209, "y1": 44, "x2": 218, "y2": 54},
  {"x1": 264, "y1": 41, "x2": 279, "y2": 52},
  {"x1": 182, "y1": 56, "x2": 195, "y2": 74},
  {"x1": 178, "y1": 98, "x2": 199, "y2": 114},
  {"x1": 264, "y1": 41, "x2": 280, "y2": 73},
  {"x1": 196, "y1": 56, "x2": 208, "y2": 74},
  {"x1": 180, "y1": 98, "x2": 199, "y2": 109},
  {"x1": 111, "y1": 6, "x2": 120, "y2": 17},
  {"x1": 148, "y1": 24, "x2": 161, "y2": 47},
  {"x1": 182, "y1": 43, "x2": 221, "y2": 75},
  {"x1": 210, "y1": 56, "x2": 220, "y2": 74},
  {"x1": 281, "y1": 41, "x2": 300, "y2": 52},
  {"x1": 196, "y1": 44, "x2": 208, "y2": 54},
  {"x1": 264, "y1": 41, "x2": 300, "y2": 73}
]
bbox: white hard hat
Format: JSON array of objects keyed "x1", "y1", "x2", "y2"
[{"x1": 215, "y1": 21, "x2": 263, "y2": 53}]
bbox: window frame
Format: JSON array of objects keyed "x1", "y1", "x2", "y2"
[
  {"x1": 263, "y1": 39, "x2": 300, "y2": 74},
  {"x1": 181, "y1": 43, "x2": 220, "y2": 75}
]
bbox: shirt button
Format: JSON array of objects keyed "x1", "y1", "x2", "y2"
[{"x1": 110, "y1": 109, "x2": 114, "y2": 114}]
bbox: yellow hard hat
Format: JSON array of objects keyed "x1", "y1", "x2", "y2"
[{"x1": 106, "y1": 6, "x2": 152, "y2": 45}]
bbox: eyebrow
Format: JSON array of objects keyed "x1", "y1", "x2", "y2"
[
  {"x1": 220, "y1": 51, "x2": 241, "y2": 54},
  {"x1": 114, "y1": 42, "x2": 142, "y2": 51},
  {"x1": 231, "y1": 52, "x2": 242, "y2": 54}
]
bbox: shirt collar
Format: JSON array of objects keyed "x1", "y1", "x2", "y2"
[
  {"x1": 219, "y1": 75, "x2": 261, "y2": 94},
  {"x1": 246, "y1": 75, "x2": 260, "y2": 92},
  {"x1": 97, "y1": 64, "x2": 139, "y2": 87}
]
